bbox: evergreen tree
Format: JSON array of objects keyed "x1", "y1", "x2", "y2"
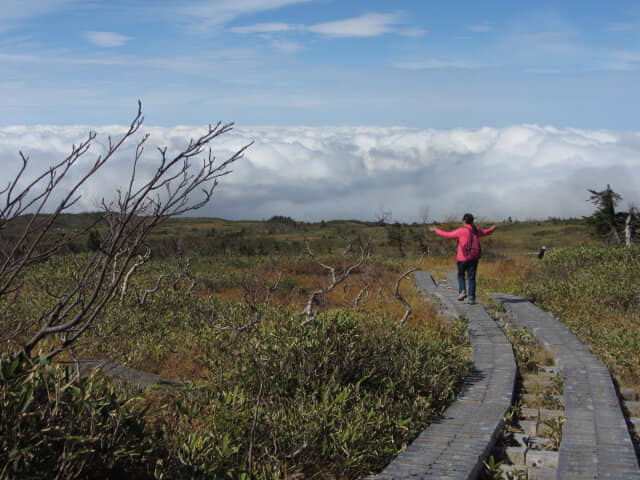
[{"x1": 585, "y1": 184, "x2": 626, "y2": 244}]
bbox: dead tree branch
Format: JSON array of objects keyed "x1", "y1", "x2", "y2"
[
  {"x1": 1, "y1": 101, "x2": 252, "y2": 360},
  {"x1": 301, "y1": 240, "x2": 370, "y2": 325},
  {"x1": 353, "y1": 284, "x2": 369, "y2": 309},
  {"x1": 246, "y1": 374, "x2": 264, "y2": 478},
  {"x1": 391, "y1": 254, "x2": 425, "y2": 332},
  {"x1": 120, "y1": 247, "x2": 151, "y2": 299},
  {"x1": 172, "y1": 257, "x2": 197, "y2": 294},
  {"x1": 138, "y1": 274, "x2": 169, "y2": 305}
]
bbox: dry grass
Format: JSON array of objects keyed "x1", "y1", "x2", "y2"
[
  {"x1": 481, "y1": 255, "x2": 535, "y2": 283},
  {"x1": 154, "y1": 352, "x2": 209, "y2": 380},
  {"x1": 125, "y1": 254, "x2": 456, "y2": 384},
  {"x1": 202, "y1": 255, "x2": 447, "y2": 326}
]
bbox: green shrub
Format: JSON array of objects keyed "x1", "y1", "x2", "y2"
[
  {"x1": 155, "y1": 305, "x2": 471, "y2": 479},
  {"x1": 1, "y1": 248, "x2": 472, "y2": 479},
  {"x1": 0, "y1": 355, "x2": 160, "y2": 480},
  {"x1": 517, "y1": 244, "x2": 640, "y2": 385},
  {"x1": 519, "y1": 245, "x2": 640, "y2": 318},
  {"x1": 2, "y1": 303, "x2": 470, "y2": 479}
]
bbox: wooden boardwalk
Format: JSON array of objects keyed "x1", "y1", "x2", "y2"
[
  {"x1": 372, "y1": 271, "x2": 517, "y2": 479},
  {"x1": 375, "y1": 272, "x2": 640, "y2": 479},
  {"x1": 73, "y1": 359, "x2": 180, "y2": 389},
  {"x1": 494, "y1": 293, "x2": 640, "y2": 480}
]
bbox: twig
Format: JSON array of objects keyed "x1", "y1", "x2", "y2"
[{"x1": 390, "y1": 254, "x2": 425, "y2": 334}]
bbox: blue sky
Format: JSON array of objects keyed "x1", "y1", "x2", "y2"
[
  {"x1": 2, "y1": 0, "x2": 639, "y2": 129},
  {"x1": 1, "y1": 1, "x2": 640, "y2": 222}
]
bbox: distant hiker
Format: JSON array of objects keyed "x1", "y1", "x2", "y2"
[
  {"x1": 429, "y1": 213, "x2": 496, "y2": 305},
  {"x1": 538, "y1": 246, "x2": 546, "y2": 259}
]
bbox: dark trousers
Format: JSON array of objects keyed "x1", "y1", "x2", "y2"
[{"x1": 457, "y1": 259, "x2": 479, "y2": 299}]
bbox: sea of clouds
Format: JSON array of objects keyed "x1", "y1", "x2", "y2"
[{"x1": 1, "y1": 123, "x2": 639, "y2": 222}]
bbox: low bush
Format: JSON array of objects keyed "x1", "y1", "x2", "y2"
[
  {"x1": 1, "y1": 355, "x2": 160, "y2": 480},
  {"x1": 2, "y1": 303, "x2": 470, "y2": 479},
  {"x1": 156, "y1": 305, "x2": 471, "y2": 479},
  {"x1": 517, "y1": 244, "x2": 640, "y2": 387}
]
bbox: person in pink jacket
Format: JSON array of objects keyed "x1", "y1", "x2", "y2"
[{"x1": 429, "y1": 213, "x2": 496, "y2": 304}]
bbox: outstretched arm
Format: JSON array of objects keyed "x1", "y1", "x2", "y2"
[
  {"x1": 430, "y1": 226, "x2": 461, "y2": 239},
  {"x1": 480, "y1": 225, "x2": 496, "y2": 236}
]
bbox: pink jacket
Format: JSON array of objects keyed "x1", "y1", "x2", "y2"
[{"x1": 434, "y1": 224, "x2": 495, "y2": 261}]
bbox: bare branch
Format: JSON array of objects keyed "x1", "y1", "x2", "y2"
[
  {"x1": 2, "y1": 102, "x2": 251, "y2": 360},
  {"x1": 0, "y1": 104, "x2": 144, "y2": 298},
  {"x1": 301, "y1": 240, "x2": 370, "y2": 325},
  {"x1": 138, "y1": 274, "x2": 169, "y2": 305},
  {"x1": 353, "y1": 284, "x2": 369, "y2": 309},
  {"x1": 390, "y1": 254, "x2": 425, "y2": 334},
  {"x1": 625, "y1": 206, "x2": 637, "y2": 247},
  {"x1": 120, "y1": 247, "x2": 151, "y2": 299}
]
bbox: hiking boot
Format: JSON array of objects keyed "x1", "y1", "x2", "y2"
[
  {"x1": 457, "y1": 291, "x2": 467, "y2": 301},
  {"x1": 467, "y1": 298, "x2": 476, "y2": 305}
]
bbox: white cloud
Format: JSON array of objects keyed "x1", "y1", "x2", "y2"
[
  {"x1": 2, "y1": 124, "x2": 639, "y2": 222},
  {"x1": 85, "y1": 31, "x2": 131, "y2": 47},
  {"x1": 514, "y1": 31, "x2": 577, "y2": 53},
  {"x1": 468, "y1": 24, "x2": 492, "y2": 33},
  {"x1": 398, "y1": 27, "x2": 426, "y2": 37},
  {"x1": 180, "y1": 0, "x2": 311, "y2": 31},
  {"x1": 394, "y1": 58, "x2": 490, "y2": 70},
  {"x1": 600, "y1": 51, "x2": 640, "y2": 71},
  {"x1": 0, "y1": 0, "x2": 77, "y2": 31},
  {"x1": 309, "y1": 13, "x2": 404, "y2": 38},
  {"x1": 604, "y1": 21, "x2": 640, "y2": 32},
  {"x1": 231, "y1": 22, "x2": 300, "y2": 34},
  {"x1": 271, "y1": 39, "x2": 303, "y2": 53},
  {"x1": 231, "y1": 12, "x2": 422, "y2": 42},
  {"x1": 502, "y1": 12, "x2": 580, "y2": 61}
]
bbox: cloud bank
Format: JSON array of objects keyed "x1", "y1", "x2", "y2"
[{"x1": 1, "y1": 124, "x2": 639, "y2": 223}]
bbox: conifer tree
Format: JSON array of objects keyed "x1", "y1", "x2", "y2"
[{"x1": 586, "y1": 184, "x2": 626, "y2": 245}]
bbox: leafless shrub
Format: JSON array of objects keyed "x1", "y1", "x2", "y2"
[{"x1": 0, "y1": 101, "x2": 252, "y2": 360}]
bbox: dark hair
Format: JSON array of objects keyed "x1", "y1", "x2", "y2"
[{"x1": 463, "y1": 213, "x2": 479, "y2": 235}]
